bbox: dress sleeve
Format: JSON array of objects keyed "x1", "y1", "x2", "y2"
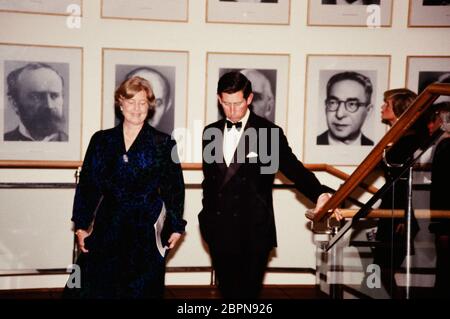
[
  {"x1": 277, "y1": 127, "x2": 327, "y2": 203},
  {"x1": 159, "y1": 137, "x2": 187, "y2": 234},
  {"x1": 71, "y1": 131, "x2": 103, "y2": 230}
]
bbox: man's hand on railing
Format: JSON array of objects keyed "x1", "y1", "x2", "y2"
[{"x1": 312, "y1": 192, "x2": 343, "y2": 221}]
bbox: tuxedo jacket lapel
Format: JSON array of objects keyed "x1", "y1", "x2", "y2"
[
  {"x1": 205, "y1": 120, "x2": 227, "y2": 185},
  {"x1": 220, "y1": 113, "x2": 257, "y2": 189}
]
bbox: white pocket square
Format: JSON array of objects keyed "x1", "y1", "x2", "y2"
[{"x1": 246, "y1": 152, "x2": 258, "y2": 158}]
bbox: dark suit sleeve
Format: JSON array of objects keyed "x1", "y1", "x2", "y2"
[
  {"x1": 430, "y1": 138, "x2": 450, "y2": 210},
  {"x1": 71, "y1": 131, "x2": 104, "y2": 230},
  {"x1": 159, "y1": 137, "x2": 187, "y2": 234},
  {"x1": 278, "y1": 128, "x2": 327, "y2": 203},
  {"x1": 201, "y1": 135, "x2": 208, "y2": 208}
]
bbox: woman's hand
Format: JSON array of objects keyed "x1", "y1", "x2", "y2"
[
  {"x1": 75, "y1": 229, "x2": 90, "y2": 253},
  {"x1": 167, "y1": 232, "x2": 182, "y2": 249}
]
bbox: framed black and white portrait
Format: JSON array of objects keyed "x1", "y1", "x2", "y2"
[
  {"x1": 101, "y1": 0, "x2": 188, "y2": 22},
  {"x1": 408, "y1": 0, "x2": 450, "y2": 27},
  {"x1": 206, "y1": 0, "x2": 290, "y2": 25},
  {"x1": 0, "y1": 0, "x2": 82, "y2": 16},
  {"x1": 0, "y1": 43, "x2": 82, "y2": 161},
  {"x1": 406, "y1": 56, "x2": 450, "y2": 102},
  {"x1": 102, "y1": 48, "x2": 188, "y2": 138},
  {"x1": 308, "y1": 0, "x2": 392, "y2": 27},
  {"x1": 303, "y1": 54, "x2": 390, "y2": 165},
  {"x1": 205, "y1": 52, "x2": 290, "y2": 130}
]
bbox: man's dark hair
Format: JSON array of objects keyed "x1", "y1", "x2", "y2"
[
  {"x1": 217, "y1": 71, "x2": 253, "y2": 98},
  {"x1": 326, "y1": 71, "x2": 373, "y2": 104},
  {"x1": 7, "y1": 62, "x2": 64, "y2": 102}
]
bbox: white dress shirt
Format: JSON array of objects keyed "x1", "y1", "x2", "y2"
[{"x1": 223, "y1": 109, "x2": 250, "y2": 167}]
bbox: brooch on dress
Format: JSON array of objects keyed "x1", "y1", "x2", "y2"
[{"x1": 122, "y1": 154, "x2": 129, "y2": 163}]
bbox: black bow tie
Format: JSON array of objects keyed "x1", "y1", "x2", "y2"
[{"x1": 226, "y1": 120, "x2": 243, "y2": 131}]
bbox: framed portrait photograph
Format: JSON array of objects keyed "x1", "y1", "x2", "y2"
[
  {"x1": 205, "y1": 52, "x2": 290, "y2": 130},
  {"x1": 0, "y1": 43, "x2": 82, "y2": 161},
  {"x1": 303, "y1": 54, "x2": 390, "y2": 166},
  {"x1": 0, "y1": 0, "x2": 82, "y2": 16},
  {"x1": 307, "y1": 0, "x2": 393, "y2": 27},
  {"x1": 406, "y1": 56, "x2": 450, "y2": 102},
  {"x1": 101, "y1": 0, "x2": 188, "y2": 22},
  {"x1": 408, "y1": 0, "x2": 450, "y2": 27},
  {"x1": 102, "y1": 48, "x2": 188, "y2": 139},
  {"x1": 206, "y1": 0, "x2": 290, "y2": 25}
]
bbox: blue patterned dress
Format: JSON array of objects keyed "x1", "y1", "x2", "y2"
[{"x1": 65, "y1": 123, "x2": 186, "y2": 298}]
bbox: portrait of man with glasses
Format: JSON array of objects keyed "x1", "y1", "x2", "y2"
[{"x1": 316, "y1": 71, "x2": 374, "y2": 146}]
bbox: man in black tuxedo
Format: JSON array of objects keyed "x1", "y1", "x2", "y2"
[{"x1": 198, "y1": 71, "x2": 333, "y2": 299}]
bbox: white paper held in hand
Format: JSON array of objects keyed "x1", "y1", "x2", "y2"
[{"x1": 154, "y1": 202, "x2": 168, "y2": 257}]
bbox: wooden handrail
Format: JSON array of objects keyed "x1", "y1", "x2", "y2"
[
  {"x1": 0, "y1": 159, "x2": 331, "y2": 173},
  {"x1": 323, "y1": 164, "x2": 378, "y2": 194},
  {"x1": 307, "y1": 82, "x2": 450, "y2": 222},
  {"x1": 0, "y1": 160, "x2": 82, "y2": 169},
  {"x1": 0, "y1": 160, "x2": 377, "y2": 192},
  {"x1": 339, "y1": 208, "x2": 450, "y2": 219}
]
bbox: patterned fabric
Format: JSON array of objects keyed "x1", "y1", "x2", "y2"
[{"x1": 64, "y1": 122, "x2": 185, "y2": 298}]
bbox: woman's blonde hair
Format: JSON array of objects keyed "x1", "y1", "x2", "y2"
[
  {"x1": 114, "y1": 76, "x2": 156, "y2": 122},
  {"x1": 383, "y1": 88, "x2": 417, "y2": 118}
]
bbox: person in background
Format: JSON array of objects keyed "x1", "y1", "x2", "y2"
[
  {"x1": 426, "y1": 102, "x2": 450, "y2": 298},
  {"x1": 374, "y1": 88, "x2": 420, "y2": 298}
]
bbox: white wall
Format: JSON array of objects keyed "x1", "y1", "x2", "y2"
[{"x1": 0, "y1": 0, "x2": 449, "y2": 289}]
